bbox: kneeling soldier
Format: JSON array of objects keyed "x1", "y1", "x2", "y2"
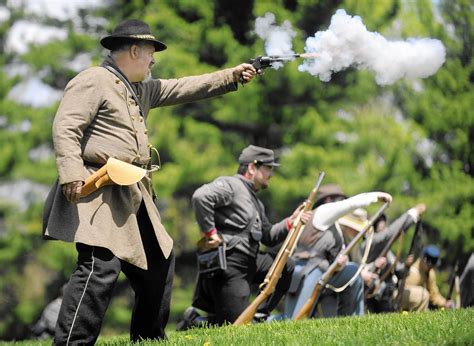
[{"x1": 178, "y1": 145, "x2": 310, "y2": 328}]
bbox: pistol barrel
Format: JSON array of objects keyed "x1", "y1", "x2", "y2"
[{"x1": 267, "y1": 53, "x2": 319, "y2": 60}]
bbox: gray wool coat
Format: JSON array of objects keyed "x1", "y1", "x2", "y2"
[
  {"x1": 43, "y1": 58, "x2": 238, "y2": 269},
  {"x1": 192, "y1": 175, "x2": 289, "y2": 257}
]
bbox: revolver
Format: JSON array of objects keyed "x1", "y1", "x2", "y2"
[{"x1": 239, "y1": 55, "x2": 294, "y2": 84}]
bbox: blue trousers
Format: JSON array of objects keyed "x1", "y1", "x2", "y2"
[{"x1": 285, "y1": 260, "x2": 364, "y2": 319}]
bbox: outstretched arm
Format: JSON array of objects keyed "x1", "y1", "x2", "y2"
[{"x1": 312, "y1": 192, "x2": 392, "y2": 231}]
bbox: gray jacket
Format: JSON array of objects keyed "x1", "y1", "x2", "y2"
[
  {"x1": 366, "y1": 211, "x2": 417, "y2": 263},
  {"x1": 192, "y1": 175, "x2": 288, "y2": 257},
  {"x1": 294, "y1": 210, "x2": 417, "y2": 272}
]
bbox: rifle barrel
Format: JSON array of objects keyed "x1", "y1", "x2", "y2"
[
  {"x1": 447, "y1": 262, "x2": 459, "y2": 300},
  {"x1": 394, "y1": 220, "x2": 423, "y2": 311},
  {"x1": 233, "y1": 171, "x2": 325, "y2": 325}
]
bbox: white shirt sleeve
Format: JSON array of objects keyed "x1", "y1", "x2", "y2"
[
  {"x1": 407, "y1": 207, "x2": 420, "y2": 223},
  {"x1": 312, "y1": 192, "x2": 380, "y2": 231}
]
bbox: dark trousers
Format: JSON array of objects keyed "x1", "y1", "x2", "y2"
[
  {"x1": 54, "y1": 204, "x2": 175, "y2": 345},
  {"x1": 365, "y1": 281, "x2": 397, "y2": 313},
  {"x1": 195, "y1": 250, "x2": 294, "y2": 325}
]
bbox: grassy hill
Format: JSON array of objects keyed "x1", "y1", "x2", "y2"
[{"x1": 5, "y1": 308, "x2": 473, "y2": 345}]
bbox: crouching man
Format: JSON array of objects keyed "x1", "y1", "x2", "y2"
[{"x1": 177, "y1": 145, "x2": 310, "y2": 329}]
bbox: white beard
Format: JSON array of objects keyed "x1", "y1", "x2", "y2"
[{"x1": 144, "y1": 70, "x2": 152, "y2": 82}]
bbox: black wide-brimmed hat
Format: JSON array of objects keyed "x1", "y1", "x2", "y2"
[
  {"x1": 100, "y1": 19, "x2": 167, "y2": 52},
  {"x1": 238, "y1": 145, "x2": 280, "y2": 167}
]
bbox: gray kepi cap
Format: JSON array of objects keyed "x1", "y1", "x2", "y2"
[{"x1": 238, "y1": 145, "x2": 280, "y2": 167}]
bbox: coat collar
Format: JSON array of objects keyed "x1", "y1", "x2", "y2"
[
  {"x1": 102, "y1": 55, "x2": 134, "y2": 86},
  {"x1": 236, "y1": 174, "x2": 256, "y2": 192}
]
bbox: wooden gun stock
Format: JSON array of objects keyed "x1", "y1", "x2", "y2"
[
  {"x1": 293, "y1": 202, "x2": 390, "y2": 320},
  {"x1": 233, "y1": 172, "x2": 325, "y2": 325}
]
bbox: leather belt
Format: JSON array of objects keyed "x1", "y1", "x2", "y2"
[
  {"x1": 83, "y1": 160, "x2": 149, "y2": 170},
  {"x1": 83, "y1": 160, "x2": 102, "y2": 168}
]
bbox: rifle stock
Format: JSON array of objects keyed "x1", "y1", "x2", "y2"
[
  {"x1": 293, "y1": 202, "x2": 390, "y2": 320},
  {"x1": 233, "y1": 172, "x2": 325, "y2": 325}
]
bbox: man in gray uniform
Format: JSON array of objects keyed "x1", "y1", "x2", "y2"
[
  {"x1": 285, "y1": 184, "x2": 392, "y2": 319},
  {"x1": 179, "y1": 145, "x2": 309, "y2": 327},
  {"x1": 364, "y1": 204, "x2": 426, "y2": 313}
]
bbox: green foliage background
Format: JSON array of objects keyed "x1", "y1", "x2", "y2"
[{"x1": 0, "y1": 0, "x2": 472, "y2": 340}]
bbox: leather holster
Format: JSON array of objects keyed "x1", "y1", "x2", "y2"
[{"x1": 80, "y1": 158, "x2": 147, "y2": 197}]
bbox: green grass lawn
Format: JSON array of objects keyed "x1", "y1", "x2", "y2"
[{"x1": 4, "y1": 308, "x2": 473, "y2": 345}]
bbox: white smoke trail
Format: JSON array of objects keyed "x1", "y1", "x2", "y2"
[
  {"x1": 254, "y1": 12, "x2": 296, "y2": 69},
  {"x1": 299, "y1": 9, "x2": 446, "y2": 85},
  {"x1": 254, "y1": 10, "x2": 446, "y2": 85}
]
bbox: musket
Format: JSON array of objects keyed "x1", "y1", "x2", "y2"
[
  {"x1": 446, "y1": 261, "x2": 459, "y2": 301},
  {"x1": 365, "y1": 218, "x2": 408, "y2": 299},
  {"x1": 233, "y1": 171, "x2": 325, "y2": 325},
  {"x1": 393, "y1": 220, "x2": 423, "y2": 311},
  {"x1": 239, "y1": 53, "x2": 319, "y2": 84},
  {"x1": 293, "y1": 202, "x2": 390, "y2": 320}
]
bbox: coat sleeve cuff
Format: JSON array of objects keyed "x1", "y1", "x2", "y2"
[
  {"x1": 221, "y1": 68, "x2": 238, "y2": 92},
  {"x1": 203, "y1": 227, "x2": 217, "y2": 238},
  {"x1": 56, "y1": 157, "x2": 86, "y2": 185}
]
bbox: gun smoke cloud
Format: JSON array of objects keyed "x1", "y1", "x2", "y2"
[
  {"x1": 254, "y1": 12, "x2": 296, "y2": 69},
  {"x1": 255, "y1": 9, "x2": 446, "y2": 85}
]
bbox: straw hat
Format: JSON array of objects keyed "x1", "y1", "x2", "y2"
[{"x1": 337, "y1": 208, "x2": 369, "y2": 232}]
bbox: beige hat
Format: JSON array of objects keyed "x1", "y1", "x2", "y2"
[{"x1": 337, "y1": 208, "x2": 369, "y2": 232}]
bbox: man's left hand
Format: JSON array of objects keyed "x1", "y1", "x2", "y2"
[
  {"x1": 288, "y1": 205, "x2": 312, "y2": 227},
  {"x1": 197, "y1": 234, "x2": 222, "y2": 252}
]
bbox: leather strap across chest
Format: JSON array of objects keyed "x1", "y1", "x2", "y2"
[{"x1": 102, "y1": 65, "x2": 145, "y2": 118}]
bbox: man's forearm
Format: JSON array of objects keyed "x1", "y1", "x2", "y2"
[{"x1": 312, "y1": 192, "x2": 380, "y2": 231}]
